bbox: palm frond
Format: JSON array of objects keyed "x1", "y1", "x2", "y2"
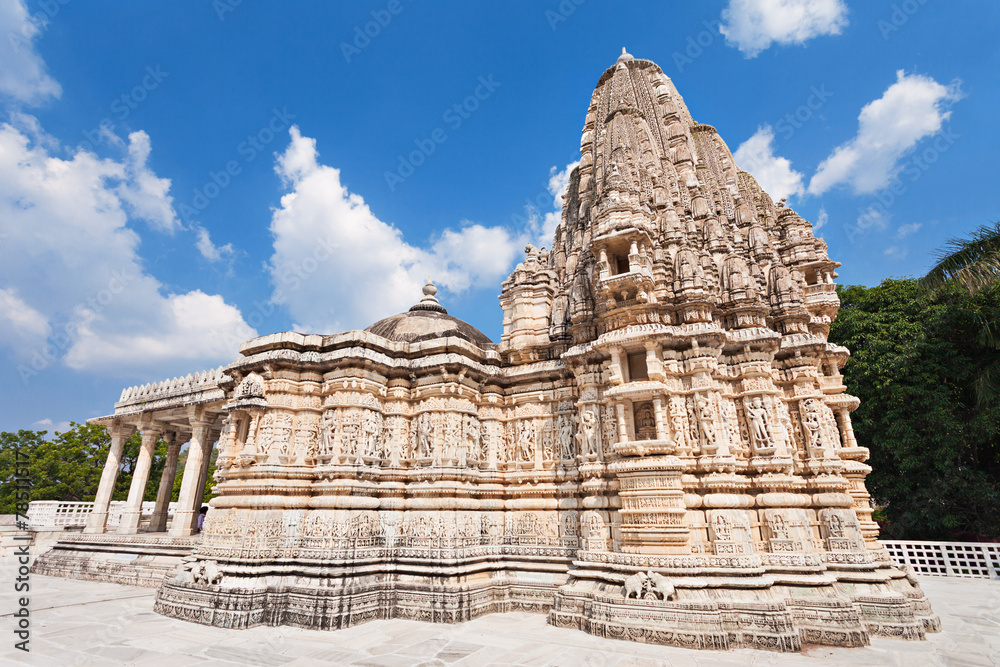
[
  {"x1": 921, "y1": 221, "x2": 1000, "y2": 294},
  {"x1": 973, "y1": 361, "x2": 1000, "y2": 408}
]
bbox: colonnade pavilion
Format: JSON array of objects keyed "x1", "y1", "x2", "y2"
[{"x1": 35, "y1": 51, "x2": 939, "y2": 652}]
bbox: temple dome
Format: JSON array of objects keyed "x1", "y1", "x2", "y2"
[{"x1": 363, "y1": 279, "x2": 494, "y2": 346}]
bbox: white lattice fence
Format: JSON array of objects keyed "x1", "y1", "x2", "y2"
[
  {"x1": 27, "y1": 500, "x2": 177, "y2": 529},
  {"x1": 882, "y1": 540, "x2": 1000, "y2": 579}
]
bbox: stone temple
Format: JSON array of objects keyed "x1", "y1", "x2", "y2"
[{"x1": 36, "y1": 51, "x2": 939, "y2": 651}]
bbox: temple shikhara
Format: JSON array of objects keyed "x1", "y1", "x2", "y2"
[{"x1": 36, "y1": 51, "x2": 939, "y2": 651}]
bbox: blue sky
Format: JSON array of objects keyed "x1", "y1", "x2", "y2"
[{"x1": 1, "y1": 0, "x2": 998, "y2": 432}]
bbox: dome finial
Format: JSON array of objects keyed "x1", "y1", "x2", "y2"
[
  {"x1": 617, "y1": 47, "x2": 633, "y2": 63},
  {"x1": 410, "y1": 277, "x2": 446, "y2": 313},
  {"x1": 422, "y1": 276, "x2": 437, "y2": 298}
]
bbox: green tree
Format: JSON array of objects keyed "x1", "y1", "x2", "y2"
[
  {"x1": 922, "y1": 221, "x2": 1000, "y2": 403},
  {"x1": 0, "y1": 423, "x2": 172, "y2": 514},
  {"x1": 0, "y1": 430, "x2": 48, "y2": 515},
  {"x1": 830, "y1": 279, "x2": 1000, "y2": 539}
]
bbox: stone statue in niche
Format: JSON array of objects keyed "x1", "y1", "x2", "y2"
[
  {"x1": 745, "y1": 396, "x2": 775, "y2": 454},
  {"x1": 463, "y1": 416, "x2": 480, "y2": 465},
  {"x1": 713, "y1": 514, "x2": 732, "y2": 540},
  {"x1": 296, "y1": 417, "x2": 319, "y2": 461},
  {"x1": 319, "y1": 410, "x2": 337, "y2": 458},
  {"x1": 257, "y1": 413, "x2": 274, "y2": 454},
  {"x1": 415, "y1": 415, "x2": 433, "y2": 458},
  {"x1": 362, "y1": 411, "x2": 382, "y2": 458},
  {"x1": 576, "y1": 409, "x2": 599, "y2": 458},
  {"x1": 775, "y1": 398, "x2": 795, "y2": 451},
  {"x1": 479, "y1": 423, "x2": 490, "y2": 462},
  {"x1": 516, "y1": 421, "x2": 534, "y2": 462},
  {"x1": 695, "y1": 394, "x2": 718, "y2": 454},
  {"x1": 558, "y1": 415, "x2": 574, "y2": 460},
  {"x1": 802, "y1": 399, "x2": 833, "y2": 458},
  {"x1": 634, "y1": 402, "x2": 656, "y2": 440},
  {"x1": 768, "y1": 514, "x2": 788, "y2": 540},
  {"x1": 685, "y1": 398, "x2": 700, "y2": 451},
  {"x1": 272, "y1": 413, "x2": 293, "y2": 456},
  {"x1": 442, "y1": 413, "x2": 459, "y2": 460},
  {"x1": 541, "y1": 420, "x2": 555, "y2": 463},
  {"x1": 603, "y1": 404, "x2": 617, "y2": 448}
]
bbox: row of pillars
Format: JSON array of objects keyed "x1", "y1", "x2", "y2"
[{"x1": 84, "y1": 410, "x2": 220, "y2": 537}]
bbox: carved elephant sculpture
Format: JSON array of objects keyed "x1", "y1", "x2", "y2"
[
  {"x1": 623, "y1": 571, "x2": 647, "y2": 599},
  {"x1": 646, "y1": 571, "x2": 675, "y2": 601},
  {"x1": 192, "y1": 560, "x2": 223, "y2": 585}
]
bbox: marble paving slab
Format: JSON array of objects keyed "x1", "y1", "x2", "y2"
[{"x1": 2, "y1": 561, "x2": 998, "y2": 666}]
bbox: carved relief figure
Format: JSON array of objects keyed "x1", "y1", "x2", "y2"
[
  {"x1": 295, "y1": 416, "x2": 319, "y2": 460},
  {"x1": 320, "y1": 410, "x2": 336, "y2": 458},
  {"x1": 745, "y1": 396, "x2": 775, "y2": 454},
  {"x1": 801, "y1": 399, "x2": 830, "y2": 457},
  {"x1": 634, "y1": 402, "x2": 656, "y2": 440},
  {"x1": 272, "y1": 413, "x2": 293, "y2": 456},
  {"x1": 361, "y1": 410, "x2": 382, "y2": 458},
  {"x1": 463, "y1": 416, "x2": 480, "y2": 464},
  {"x1": 576, "y1": 409, "x2": 599, "y2": 458},
  {"x1": 558, "y1": 415, "x2": 574, "y2": 460},
  {"x1": 257, "y1": 413, "x2": 274, "y2": 454},
  {"x1": 828, "y1": 513, "x2": 844, "y2": 538},
  {"x1": 415, "y1": 415, "x2": 433, "y2": 458},
  {"x1": 695, "y1": 394, "x2": 717, "y2": 453},
  {"x1": 768, "y1": 514, "x2": 788, "y2": 540},
  {"x1": 443, "y1": 413, "x2": 460, "y2": 460},
  {"x1": 517, "y1": 421, "x2": 534, "y2": 462},
  {"x1": 713, "y1": 514, "x2": 732, "y2": 540}
]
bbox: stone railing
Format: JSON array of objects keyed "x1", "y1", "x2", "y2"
[
  {"x1": 27, "y1": 500, "x2": 177, "y2": 529},
  {"x1": 115, "y1": 366, "x2": 230, "y2": 411},
  {"x1": 883, "y1": 540, "x2": 1000, "y2": 579}
]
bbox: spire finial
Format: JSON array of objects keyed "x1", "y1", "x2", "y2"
[
  {"x1": 422, "y1": 276, "x2": 437, "y2": 297},
  {"x1": 410, "y1": 276, "x2": 447, "y2": 313},
  {"x1": 617, "y1": 47, "x2": 633, "y2": 63}
]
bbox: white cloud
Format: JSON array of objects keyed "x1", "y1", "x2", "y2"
[
  {"x1": 733, "y1": 125, "x2": 804, "y2": 202},
  {"x1": 0, "y1": 0, "x2": 61, "y2": 105},
  {"x1": 0, "y1": 287, "x2": 51, "y2": 355},
  {"x1": 0, "y1": 120, "x2": 254, "y2": 377},
  {"x1": 814, "y1": 207, "x2": 828, "y2": 232},
  {"x1": 720, "y1": 0, "x2": 848, "y2": 57},
  {"x1": 269, "y1": 127, "x2": 523, "y2": 333},
  {"x1": 115, "y1": 131, "x2": 181, "y2": 233},
  {"x1": 64, "y1": 290, "x2": 250, "y2": 371},
  {"x1": 896, "y1": 222, "x2": 922, "y2": 239},
  {"x1": 809, "y1": 71, "x2": 962, "y2": 196},
  {"x1": 884, "y1": 245, "x2": 907, "y2": 259},
  {"x1": 193, "y1": 224, "x2": 234, "y2": 263},
  {"x1": 534, "y1": 160, "x2": 579, "y2": 248},
  {"x1": 856, "y1": 206, "x2": 889, "y2": 232},
  {"x1": 31, "y1": 417, "x2": 71, "y2": 432}
]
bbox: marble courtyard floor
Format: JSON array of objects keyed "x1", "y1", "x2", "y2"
[{"x1": 2, "y1": 564, "x2": 998, "y2": 666}]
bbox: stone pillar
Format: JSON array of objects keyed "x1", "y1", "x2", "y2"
[
  {"x1": 835, "y1": 408, "x2": 859, "y2": 449},
  {"x1": 148, "y1": 433, "x2": 184, "y2": 532},
  {"x1": 652, "y1": 397, "x2": 667, "y2": 440},
  {"x1": 84, "y1": 423, "x2": 134, "y2": 534},
  {"x1": 193, "y1": 428, "x2": 219, "y2": 522},
  {"x1": 117, "y1": 425, "x2": 161, "y2": 535},
  {"x1": 169, "y1": 418, "x2": 213, "y2": 536},
  {"x1": 615, "y1": 402, "x2": 629, "y2": 444}
]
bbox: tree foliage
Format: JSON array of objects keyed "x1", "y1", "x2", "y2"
[{"x1": 830, "y1": 279, "x2": 1000, "y2": 539}]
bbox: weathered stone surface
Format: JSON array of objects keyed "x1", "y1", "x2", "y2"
[{"x1": 50, "y1": 50, "x2": 939, "y2": 652}]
